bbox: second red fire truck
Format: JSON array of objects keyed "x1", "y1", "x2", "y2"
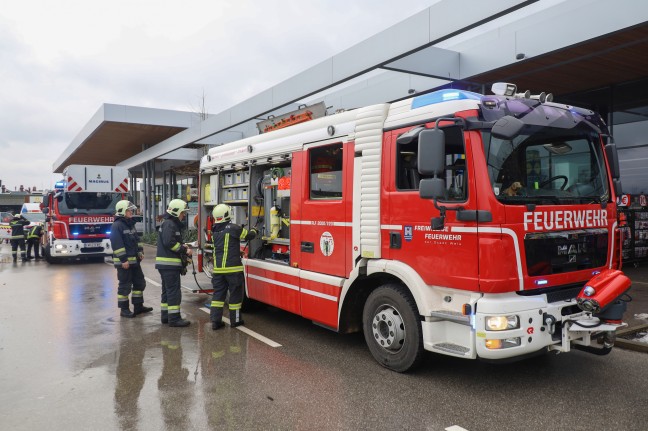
[
  {"x1": 197, "y1": 83, "x2": 631, "y2": 371},
  {"x1": 41, "y1": 165, "x2": 130, "y2": 263}
]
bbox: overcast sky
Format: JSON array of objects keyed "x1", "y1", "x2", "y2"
[{"x1": 0, "y1": 0, "x2": 437, "y2": 191}]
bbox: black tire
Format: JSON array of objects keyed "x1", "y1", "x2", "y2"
[
  {"x1": 362, "y1": 284, "x2": 424, "y2": 372},
  {"x1": 242, "y1": 291, "x2": 263, "y2": 312},
  {"x1": 44, "y1": 245, "x2": 56, "y2": 264}
]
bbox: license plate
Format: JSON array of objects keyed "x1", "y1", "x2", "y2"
[{"x1": 84, "y1": 242, "x2": 102, "y2": 248}]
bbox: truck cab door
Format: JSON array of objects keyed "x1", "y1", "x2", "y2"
[{"x1": 383, "y1": 125, "x2": 480, "y2": 291}]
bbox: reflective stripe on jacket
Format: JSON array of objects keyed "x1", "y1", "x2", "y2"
[
  {"x1": 110, "y1": 216, "x2": 143, "y2": 267},
  {"x1": 9, "y1": 218, "x2": 29, "y2": 239},
  {"x1": 27, "y1": 225, "x2": 43, "y2": 239},
  {"x1": 211, "y1": 222, "x2": 256, "y2": 274},
  {"x1": 155, "y1": 214, "x2": 186, "y2": 269}
]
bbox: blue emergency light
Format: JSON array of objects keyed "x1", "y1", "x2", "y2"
[
  {"x1": 55, "y1": 180, "x2": 67, "y2": 190},
  {"x1": 411, "y1": 89, "x2": 482, "y2": 110}
]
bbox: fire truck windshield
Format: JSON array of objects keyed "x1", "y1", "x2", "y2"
[
  {"x1": 485, "y1": 126, "x2": 610, "y2": 205},
  {"x1": 56, "y1": 192, "x2": 121, "y2": 215}
]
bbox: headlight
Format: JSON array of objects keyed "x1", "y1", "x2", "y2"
[
  {"x1": 55, "y1": 244, "x2": 66, "y2": 250},
  {"x1": 485, "y1": 315, "x2": 519, "y2": 331}
]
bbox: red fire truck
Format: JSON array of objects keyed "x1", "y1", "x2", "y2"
[
  {"x1": 41, "y1": 165, "x2": 130, "y2": 263},
  {"x1": 197, "y1": 83, "x2": 630, "y2": 371}
]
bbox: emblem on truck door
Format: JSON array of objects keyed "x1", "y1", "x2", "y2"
[{"x1": 320, "y1": 232, "x2": 334, "y2": 256}]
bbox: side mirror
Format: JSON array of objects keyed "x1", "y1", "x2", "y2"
[
  {"x1": 418, "y1": 129, "x2": 446, "y2": 176},
  {"x1": 419, "y1": 178, "x2": 446, "y2": 200},
  {"x1": 605, "y1": 144, "x2": 620, "y2": 180},
  {"x1": 492, "y1": 115, "x2": 524, "y2": 140},
  {"x1": 613, "y1": 179, "x2": 622, "y2": 196}
]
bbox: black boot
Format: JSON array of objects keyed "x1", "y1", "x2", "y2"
[
  {"x1": 133, "y1": 304, "x2": 153, "y2": 316},
  {"x1": 120, "y1": 307, "x2": 135, "y2": 318},
  {"x1": 161, "y1": 310, "x2": 169, "y2": 324},
  {"x1": 212, "y1": 321, "x2": 225, "y2": 330},
  {"x1": 230, "y1": 308, "x2": 244, "y2": 327},
  {"x1": 168, "y1": 313, "x2": 191, "y2": 327}
]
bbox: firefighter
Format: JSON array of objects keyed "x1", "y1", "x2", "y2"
[
  {"x1": 9, "y1": 214, "x2": 30, "y2": 262},
  {"x1": 156, "y1": 199, "x2": 193, "y2": 327},
  {"x1": 209, "y1": 204, "x2": 257, "y2": 330},
  {"x1": 110, "y1": 200, "x2": 153, "y2": 318},
  {"x1": 26, "y1": 222, "x2": 43, "y2": 260}
]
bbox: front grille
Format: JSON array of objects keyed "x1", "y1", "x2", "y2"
[
  {"x1": 70, "y1": 223, "x2": 111, "y2": 236},
  {"x1": 517, "y1": 283, "x2": 583, "y2": 303},
  {"x1": 524, "y1": 228, "x2": 608, "y2": 276},
  {"x1": 81, "y1": 247, "x2": 104, "y2": 253}
]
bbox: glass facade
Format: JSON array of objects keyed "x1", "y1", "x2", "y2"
[{"x1": 561, "y1": 77, "x2": 648, "y2": 195}]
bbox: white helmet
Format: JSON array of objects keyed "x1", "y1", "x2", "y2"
[
  {"x1": 167, "y1": 199, "x2": 189, "y2": 217},
  {"x1": 212, "y1": 204, "x2": 232, "y2": 223},
  {"x1": 115, "y1": 200, "x2": 137, "y2": 216}
]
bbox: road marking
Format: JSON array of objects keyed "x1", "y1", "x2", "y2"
[
  {"x1": 145, "y1": 275, "x2": 204, "y2": 292},
  {"x1": 445, "y1": 426, "x2": 470, "y2": 431},
  {"x1": 147, "y1": 276, "x2": 280, "y2": 347},
  {"x1": 200, "y1": 307, "x2": 282, "y2": 348},
  {"x1": 145, "y1": 277, "x2": 161, "y2": 287}
]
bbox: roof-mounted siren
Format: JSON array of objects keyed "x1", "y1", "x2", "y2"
[
  {"x1": 491, "y1": 82, "x2": 553, "y2": 103},
  {"x1": 529, "y1": 91, "x2": 553, "y2": 103}
]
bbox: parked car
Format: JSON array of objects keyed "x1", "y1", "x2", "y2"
[{"x1": 132, "y1": 215, "x2": 144, "y2": 236}]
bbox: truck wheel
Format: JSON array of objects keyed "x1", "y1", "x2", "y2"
[
  {"x1": 362, "y1": 284, "x2": 424, "y2": 372},
  {"x1": 44, "y1": 245, "x2": 57, "y2": 264}
]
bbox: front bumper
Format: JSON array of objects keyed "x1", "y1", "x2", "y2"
[
  {"x1": 473, "y1": 293, "x2": 626, "y2": 360},
  {"x1": 50, "y1": 239, "x2": 111, "y2": 257}
]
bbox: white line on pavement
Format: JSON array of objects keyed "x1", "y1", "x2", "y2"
[
  {"x1": 445, "y1": 426, "x2": 469, "y2": 431},
  {"x1": 199, "y1": 307, "x2": 282, "y2": 348},
  {"x1": 145, "y1": 277, "x2": 161, "y2": 287}
]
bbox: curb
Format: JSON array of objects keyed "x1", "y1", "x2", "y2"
[{"x1": 615, "y1": 323, "x2": 648, "y2": 353}]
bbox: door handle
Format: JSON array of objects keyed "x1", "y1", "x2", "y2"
[
  {"x1": 390, "y1": 232, "x2": 401, "y2": 249},
  {"x1": 301, "y1": 241, "x2": 314, "y2": 253}
]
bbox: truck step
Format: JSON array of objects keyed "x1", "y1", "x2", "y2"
[
  {"x1": 431, "y1": 342, "x2": 470, "y2": 355},
  {"x1": 430, "y1": 309, "x2": 470, "y2": 325}
]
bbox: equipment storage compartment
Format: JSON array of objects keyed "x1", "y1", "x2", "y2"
[
  {"x1": 221, "y1": 168, "x2": 250, "y2": 204},
  {"x1": 247, "y1": 163, "x2": 292, "y2": 265}
]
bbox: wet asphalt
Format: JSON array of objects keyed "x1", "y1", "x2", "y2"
[{"x1": 1, "y1": 242, "x2": 648, "y2": 431}]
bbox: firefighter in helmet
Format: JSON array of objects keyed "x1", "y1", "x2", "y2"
[
  {"x1": 110, "y1": 200, "x2": 152, "y2": 318},
  {"x1": 209, "y1": 204, "x2": 257, "y2": 330},
  {"x1": 26, "y1": 222, "x2": 44, "y2": 260},
  {"x1": 9, "y1": 214, "x2": 30, "y2": 262},
  {"x1": 156, "y1": 199, "x2": 192, "y2": 327}
]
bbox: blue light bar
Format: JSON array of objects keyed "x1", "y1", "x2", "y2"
[
  {"x1": 55, "y1": 180, "x2": 67, "y2": 190},
  {"x1": 72, "y1": 232, "x2": 79, "y2": 236},
  {"x1": 535, "y1": 279, "x2": 548, "y2": 286},
  {"x1": 106, "y1": 231, "x2": 111, "y2": 235},
  {"x1": 411, "y1": 89, "x2": 482, "y2": 110}
]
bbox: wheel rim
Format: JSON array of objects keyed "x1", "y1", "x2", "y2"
[{"x1": 371, "y1": 304, "x2": 406, "y2": 352}]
